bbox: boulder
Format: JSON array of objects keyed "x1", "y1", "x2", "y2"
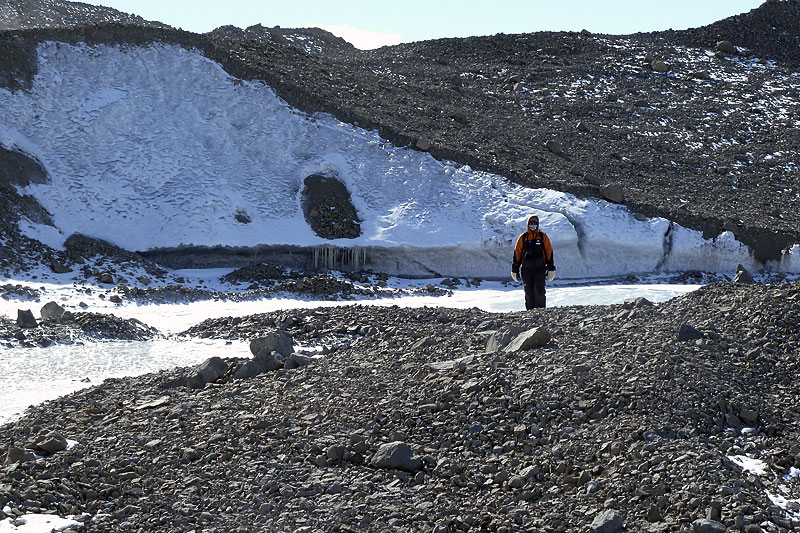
[
  {"x1": 623, "y1": 297, "x2": 653, "y2": 309},
  {"x1": 584, "y1": 173, "x2": 604, "y2": 186},
  {"x1": 692, "y1": 519, "x2": 727, "y2": 533},
  {"x1": 569, "y1": 164, "x2": 584, "y2": 176},
  {"x1": 545, "y1": 139, "x2": 563, "y2": 154},
  {"x1": 706, "y1": 501, "x2": 722, "y2": 521},
  {"x1": 326, "y1": 445, "x2": 346, "y2": 462},
  {"x1": 49, "y1": 260, "x2": 72, "y2": 274},
  {"x1": 716, "y1": 41, "x2": 737, "y2": 55},
  {"x1": 733, "y1": 264, "x2": 755, "y2": 284},
  {"x1": 289, "y1": 353, "x2": 315, "y2": 367},
  {"x1": 739, "y1": 408, "x2": 758, "y2": 423},
  {"x1": 233, "y1": 360, "x2": 262, "y2": 380},
  {"x1": 370, "y1": 441, "x2": 421, "y2": 471},
  {"x1": 415, "y1": 137, "x2": 431, "y2": 151},
  {"x1": 198, "y1": 356, "x2": 229, "y2": 382},
  {"x1": 250, "y1": 331, "x2": 294, "y2": 358},
  {"x1": 40, "y1": 301, "x2": 66, "y2": 321},
  {"x1": 449, "y1": 111, "x2": 469, "y2": 124},
  {"x1": 16, "y1": 309, "x2": 38, "y2": 329},
  {"x1": 677, "y1": 324, "x2": 703, "y2": 342},
  {"x1": 651, "y1": 60, "x2": 668, "y2": 73},
  {"x1": 254, "y1": 351, "x2": 286, "y2": 372},
  {"x1": 503, "y1": 327, "x2": 552, "y2": 352},
  {"x1": 186, "y1": 356, "x2": 229, "y2": 389},
  {"x1": 5, "y1": 446, "x2": 36, "y2": 464},
  {"x1": 98, "y1": 272, "x2": 114, "y2": 284},
  {"x1": 234, "y1": 210, "x2": 251, "y2": 224},
  {"x1": 34, "y1": 431, "x2": 68, "y2": 453},
  {"x1": 691, "y1": 70, "x2": 711, "y2": 80},
  {"x1": 646, "y1": 504, "x2": 662, "y2": 522},
  {"x1": 184, "y1": 374, "x2": 207, "y2": 389},
  {"x1": 519, "y1": 465, "x2": 540, "y2": 481},
  {"x1": 600, "y1": 183, "x2": 625, "y2": 203},
  {"x1": 485, "y1": 325, "x2": 527, "y2": 353},
  {"x1": 591, "y1": 509, "x2": 623, "y2": 533}
]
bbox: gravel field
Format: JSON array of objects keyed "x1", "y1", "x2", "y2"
[
  {"x1": 1, "y1": 281, "x2": 799, "y2": 532},
  {"x1": 1, "y1": 1, "x2": 800, "y2": 531}
]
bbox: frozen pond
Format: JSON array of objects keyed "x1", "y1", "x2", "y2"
[
  {"x1": 0, "y1": 282, "x2": 699, "y2": 425},
  {"x1": 0, "y1": 338, "x2": 248, "y2": 426},
  {"x1": 102, "y1": 281, "x2": 699, "y2": 333}
]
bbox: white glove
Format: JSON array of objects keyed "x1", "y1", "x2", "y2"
[
  {"x1": 547, "y1": 270, "x2": 555, "y2": 282},
  {"x1": 511, "y1": 272, "x2": 519, "y2": 282}
]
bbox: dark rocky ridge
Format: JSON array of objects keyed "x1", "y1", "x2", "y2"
[
  {"x1": 206, "y1": 23, "x2": 355, "y2": 55},
  {"x1": 0, "y1": 0, "x2": 169, "y2": 31},
  {"x1": 1, "y1": 281, "x2": 799, "y2": 531},
  {"x1": 0, "y1": 1, "x2": 799, "y2": 265}
]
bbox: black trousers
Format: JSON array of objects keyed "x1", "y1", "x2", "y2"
[{"x1": 521, "y1": 267, "x2": 546, "y2": 309}]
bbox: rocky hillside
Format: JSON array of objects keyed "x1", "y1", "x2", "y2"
[
  {"x1": 0, "y1": 0, "x2": 168, "y2": 30},
  {"x1": 1, "y1": 280, "x2": 799, "y2": 531},
  {"x1": 1, "y1": 1, "x2": 799, "y2": 264}
]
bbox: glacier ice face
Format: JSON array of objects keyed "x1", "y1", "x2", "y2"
[{"x1": 0, "y1": 42, "x2": 794, "y2": 278}]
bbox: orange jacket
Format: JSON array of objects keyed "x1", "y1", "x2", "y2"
[{"x1": 512, "y1": 215, "x2": 554, "y2": 273}]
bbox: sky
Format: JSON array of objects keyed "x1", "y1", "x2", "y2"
[{"x1": 79, "y1": 0, "x2": 765, "y2": 49}]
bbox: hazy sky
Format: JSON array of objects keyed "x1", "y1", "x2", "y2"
[{"x1": 80, "y1": 0, "x2": 765, "y2": 49}]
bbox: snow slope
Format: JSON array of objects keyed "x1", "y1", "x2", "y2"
[{"x1": 1, "y1": 42, "x2": 797, "y2": 278}]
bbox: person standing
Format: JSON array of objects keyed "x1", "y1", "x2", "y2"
[{"x1": 511, "y1": 215, "x2": 555, "y2": 309}]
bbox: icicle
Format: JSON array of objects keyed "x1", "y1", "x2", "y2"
[{"x1": 311, "y1": 245, "x2": 371, "y2": 271}]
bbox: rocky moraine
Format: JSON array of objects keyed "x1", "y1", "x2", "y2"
[
  {"x1": 0, "y1": 278, "x2": 798, "y2": 532},
  {"x1": 1, "y1": 1, "x2": 800, "y2": 532}
]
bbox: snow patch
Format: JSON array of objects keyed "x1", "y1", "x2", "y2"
[
  {"x1": 767, "y1": 491, "x2": 800, "y2": 521},
  {"x1": 728, "y1": 454, "x2": 768, "y2": 476},
  {"x1": 0, "y1": 511, "x2": 80, "y2": 532}
]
